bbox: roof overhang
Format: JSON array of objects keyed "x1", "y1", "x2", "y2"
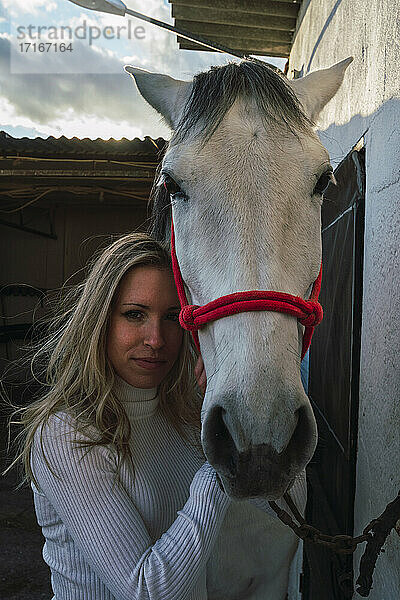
[
  {"x1": 0, "y1": 132, "x2": 166, "y2": 209},
  {"x1": 169, "y1": 0, "x2": 302, "y2": 58}
]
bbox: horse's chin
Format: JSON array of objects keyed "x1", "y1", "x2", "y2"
[{"x1": 216, "y1": 472, "x2": 296, "y2": 501}]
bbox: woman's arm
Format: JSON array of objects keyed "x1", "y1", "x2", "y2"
[{"x1": 31, "y1": 414, "x2": 231, "y2": 600}]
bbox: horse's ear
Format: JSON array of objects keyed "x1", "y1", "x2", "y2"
[
  {"x1": 124, "y1": 66, "x2": 192, "y2": 129},
  {"x1": 289, "y1": 57, "x2": 353, "y2": 122}
]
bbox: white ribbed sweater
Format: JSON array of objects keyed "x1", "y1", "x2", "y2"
[{"x1": 31, "y1": 378, "x2": 231, "y2": 600}]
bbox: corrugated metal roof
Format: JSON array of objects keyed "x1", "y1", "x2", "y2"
[
  {"x1": 169, "y1": 0, "x2": 301, "y2": 58},
  {"x1": 0, "y1": 132, "x2": 167, "y2": 210},
  {"x1": 0, "y1": 131, "x2": 166, "y2": 161}
]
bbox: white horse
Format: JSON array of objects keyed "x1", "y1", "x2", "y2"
[{"x1": 125, "y1": 58, "x2": 352, "y2": 599}]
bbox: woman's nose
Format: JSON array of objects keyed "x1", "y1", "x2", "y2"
[{"x1": 143, "y1": 319, "x2": 165, "y2": 349}]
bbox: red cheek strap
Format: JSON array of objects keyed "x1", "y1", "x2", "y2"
[{"x1": 170, "y1": 220, "x2": 323, "y2": 361}]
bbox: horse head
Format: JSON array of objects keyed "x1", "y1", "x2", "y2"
[{"x1": 125, "y1": 58, "x2": 352, "y2": 500}]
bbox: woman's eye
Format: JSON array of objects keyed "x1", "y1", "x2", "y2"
[
  {"x1": 313, "y1": 169, "x2": 334, "y2": 196},
  {"x1": 123, "y1": 310, "x2": 143, "y2": 320},
  {"x1": 166, "y1": 313, "x2": 180, "y2": 323},
  {"x1": 163, "y1": 175, "x2": 187, "y2": 200}
]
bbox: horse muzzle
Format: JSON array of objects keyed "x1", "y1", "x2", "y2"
[{"x1": 201, "y1": 401, "x2": 317, "y2": 499}]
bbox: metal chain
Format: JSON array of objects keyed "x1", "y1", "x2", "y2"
[
  {"x1": 268, "y1": 489, "x2": 400, "y2": 597},
  {"x1": 268, "y1": 495, "x2": 370, "y2": 554}
]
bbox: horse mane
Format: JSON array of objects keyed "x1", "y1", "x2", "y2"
[
  {"x1": 149, "y1": 60, "x2": 312, "y2": 242},
  {"x1": 149, "y1": 163, "x2": 171, "y2": 243}
]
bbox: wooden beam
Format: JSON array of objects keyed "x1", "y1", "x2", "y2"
[
  {"x1": 172, "y1": 6, "x2": 297, "y2": 31},
  {"x1": 178, "y1": 37, "x2": 291, "y2": 56},
  {"x1": 176, "y1": 20, "x2": 293, "y2": 43},
  {"x1": 170, "y1": 1, "x2": 300, "y2": 18}
]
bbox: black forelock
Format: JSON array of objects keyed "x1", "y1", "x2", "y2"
[{"x1": 175, "y1": 59, "x2": 312, "y2": 141}]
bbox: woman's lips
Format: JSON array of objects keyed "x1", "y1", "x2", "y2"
[{"x1": 132, "y1": 358, "x2": 166, "y2": 370}]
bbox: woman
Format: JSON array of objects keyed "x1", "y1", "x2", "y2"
[{"x1": 12, "y1": 233, "x2": 230, "y2": 600}]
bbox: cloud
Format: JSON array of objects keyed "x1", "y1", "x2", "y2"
[
  {"x1": 0, "y1": 0, "x2": 287, "y2": 139},
  {"x1": 2, "y1": 0, "x2": 57, "y2": 18},
  {"x1": 0, "y1": 96, "x2": 145, "y2": 138},
  {"x1": 10, "y1": 10, "x2": 163, "y2": 75},
  {"x1": 0, "y1": 13, "x2": 230, "y2": 141},
  {"x1": 0, "y1": 36, "x2": 170, "y2": 138}
]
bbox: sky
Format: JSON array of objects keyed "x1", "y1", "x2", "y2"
[{"x1": 0, "y1": 0, "x2": 286, "y2": 140}]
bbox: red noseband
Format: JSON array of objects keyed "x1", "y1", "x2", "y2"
[{"x1": 171, "y1": 221, "x2": 323, "y2": 361}]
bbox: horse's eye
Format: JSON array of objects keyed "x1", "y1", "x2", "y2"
[
  {"x1": 313, "y1": 169, "x2": 334, "y2": 196},
  {"x1": 163, "y1": 175, "x2": 187, "y2": 200}
]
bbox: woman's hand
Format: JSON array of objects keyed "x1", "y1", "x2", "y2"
[{"x1": 194, "y1": 355, "x2": 207, "y2": 396}]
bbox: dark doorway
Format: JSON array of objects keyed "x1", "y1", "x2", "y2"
[{"x1": 303, "y1": 146, "x2": 366, "y2": 599}]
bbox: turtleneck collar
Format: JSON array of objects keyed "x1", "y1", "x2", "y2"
[{"x1": 113, "y1": 376, "x2": 159, "y2": 420}]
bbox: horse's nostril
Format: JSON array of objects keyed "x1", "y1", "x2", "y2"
[
  {"x1": 283, "y1": 403, "x2": 317, "y2": 469},
  {"x1": 202, "y1": 405, "x2": 238, "y2": 478},
  {"x1": 291, "y1": 406, "x2": 310, "y2": 448}
]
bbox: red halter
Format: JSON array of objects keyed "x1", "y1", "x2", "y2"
[{"x1": 170, "y1": 220, "x2": 323, "y2": 361}]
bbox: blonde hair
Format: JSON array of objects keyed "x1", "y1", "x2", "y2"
[{"x1": 7, "y1": 233, "x2": 201, "y2": 487}]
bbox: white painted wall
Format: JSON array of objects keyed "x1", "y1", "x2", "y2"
[{"x1": 289, "y1": 1, "x2": 400, "y2": 598}]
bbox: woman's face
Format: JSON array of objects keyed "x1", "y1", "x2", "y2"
[{"x1": 107, "y1": 266, "x2": 183, "y2": 388}]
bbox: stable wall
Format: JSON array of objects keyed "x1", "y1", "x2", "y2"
[
  {"x1": 289, "y1": 1, "x2": 400, "y2": 597},
  {"x1": 0, "y1": 202, "x2": 148, "y2": 368}
]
